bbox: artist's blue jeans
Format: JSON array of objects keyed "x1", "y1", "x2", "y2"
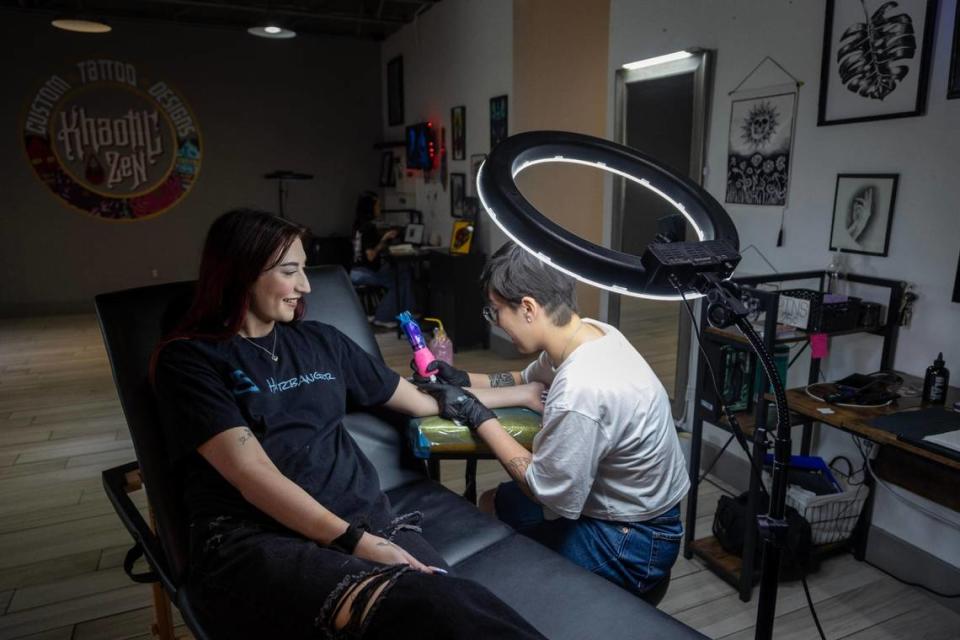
[
  {"x1": 494, "y1": 481, "x2": 683, "y2": 597},
  {"x1": 350, "y1": 264, "x2": 414, "y2": 323}
]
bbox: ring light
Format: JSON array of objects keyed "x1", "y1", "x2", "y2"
[{"x1": 475, "y1": 130, "x2": 740, "y2": 300}]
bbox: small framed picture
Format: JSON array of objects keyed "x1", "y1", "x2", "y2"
[
  {"x1": 953, "y1": 250, "x2": 960, "y2": 303},
  {"x1": 953, "y1": 251, "x2": 960, "y2": 303},
  {"x1": 949, "y1": 3, "x2": 960, "y2": 99},
  {"x1": 378, "y1": 150, "x2": 395, "y2": 187},
  {"x1": 817, "y1": 0, "x2": 937, "y2": 126},
  {"x1": 404, "y1": 223, "x2": 424, "y2": 245},
  {"x1": 450, "y1": 172, "x2": 466, "y2": 217},
  {"x1": 490, "y1": 95, "x2": 508, "y2": 149},
  {"x1": 387, "y1": 56, "x2": 404, "y2": 126},
  {"x1": 451, "y1": 106, "x2": 466, "y2": 160},
  {"x1": 469, "y1": 153, "x2": 486, "y2": 197},
  {"x1": 450, "y1": 219, "x2": 475, "y2": 254},
  {"x1": 829, "y1": 174, "x2": 899, "y2": 257}
]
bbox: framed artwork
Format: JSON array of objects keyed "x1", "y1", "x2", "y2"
[
  {"x1": 462, "y1": 196, "x2": 481, "y2": 220},
  {"x1": 378, "y1": 150, "x2": 395, "y2": 187},
  {"x1": 451, "y1": 106, "x2": 466, "y2": 160},
  {"x1": 953, "y1": 251, "x2": 960, "y2": 303},
  {"x1": 450, "y1": 219, "x2": 475, "y2": 254},
  {"x1": 817, "y1": 0, "x2": 937, "y2": 126},
  {"x1": 949, "y1": 2, "x2": 960, "y2": 99},
  {"x1": 469, "y1": 153, "x2": 486, "y2": 196},
  {"x1": 725, "y1": 92, "x2": 796, "y2": 206},
  {"x1": 387, "y1": 56, "x2": 404, "y2": 126},
  {"x1": 490, "y1": 95, "x2": 508, "y2": 149},
  {"x1": 829, "y1": 174, "x2": 898, "y2": 257},
  {"x1": 450, "y1": 172, "x2": 466, "y2": 217}
]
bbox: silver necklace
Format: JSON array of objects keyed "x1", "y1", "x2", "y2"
[{"x1": 240, "y1": 329, "x2": 279, "y2": 362}]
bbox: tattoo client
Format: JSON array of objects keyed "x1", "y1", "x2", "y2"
[{"x1": 152, "y1": 210, "x2": 546, "y2": 639}]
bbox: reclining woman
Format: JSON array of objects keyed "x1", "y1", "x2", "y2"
[
  {"x1": 152, "y1": 210, "x2": 547, "y2": 639},
  {"x1": 419, "y1": 241, "x2": 690, "y2": 600}
]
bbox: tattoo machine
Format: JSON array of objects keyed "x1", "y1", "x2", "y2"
[
  {"x1": 397, "y1": 311, "x2": 438, "y2": 379},
  {"x1": 422, "y1": 317, "x2": 454, "y2": 366}
]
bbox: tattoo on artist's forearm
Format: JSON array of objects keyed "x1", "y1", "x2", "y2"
[
  {"x1": 489, "y1": 372, "x2": 516, "y2": 387},
  {"x1": 238, "y1": 428, "x2": 254, "y2": 446},
  {"x1": 506, "y1": 456, "x2": 532, "y2": 487}
]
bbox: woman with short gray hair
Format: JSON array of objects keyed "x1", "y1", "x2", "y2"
[{"x1": 419, "y1": 241, "x2": 690, "y2": 600}]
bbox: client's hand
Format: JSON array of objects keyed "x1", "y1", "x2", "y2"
[
  {"x1": 525, "y1": 381, "x2": 547, "y2": 413},
  {"x1": 353, "y1": 532, "x2": 437, "y2": 574},
  {"x1": 409, "y1": 360, "x2": 470, "y2": 387},
  {"x1": 419, "y1": 383, "x2": 496, "y2": 431}
]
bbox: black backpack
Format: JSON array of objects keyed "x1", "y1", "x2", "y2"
[{"x1": 712, "y1": 491, "x2": 815, "y2": 579}]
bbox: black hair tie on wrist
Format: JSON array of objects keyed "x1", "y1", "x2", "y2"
[{"x1": 330, "y1": 523, "x2": 365, "y2": 554}]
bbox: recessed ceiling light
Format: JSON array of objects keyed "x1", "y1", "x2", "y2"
[
  {"x1": 248, "y1": 25, "x2": 296, "y2": 39},
  {"x1": 51, "y1": 18, "x2": 111, "y2": 34}
]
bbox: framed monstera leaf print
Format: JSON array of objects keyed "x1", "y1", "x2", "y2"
[{"x1": 818, "y1": 0, "x2": 937, "y2": 125}]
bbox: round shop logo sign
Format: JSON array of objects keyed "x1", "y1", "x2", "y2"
[{"x1": 22, "y1": 59, "x2": 201, "y2": 220}]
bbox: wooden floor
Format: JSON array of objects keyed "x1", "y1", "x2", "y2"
[{"x1": 1, "y1": 311, "x2": 958, "y2": 639}]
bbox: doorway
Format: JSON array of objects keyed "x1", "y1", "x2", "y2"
[{"x1": 609, "y1": 50, "x2": 713, "y2": 420}]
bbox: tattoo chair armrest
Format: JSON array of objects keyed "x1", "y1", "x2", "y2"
[{"x1": 102, "y1": 460, "x2": 176, "y2": 595}]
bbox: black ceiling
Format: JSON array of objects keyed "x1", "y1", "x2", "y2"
[{"x1": 2, "y1": 0, "x2": 439, "y2": 41}]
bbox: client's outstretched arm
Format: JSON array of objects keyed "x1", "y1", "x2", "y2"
[{"x1": 386, "y1": 377, "x2": 544, "y2": 417}]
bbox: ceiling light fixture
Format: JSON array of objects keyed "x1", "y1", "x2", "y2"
[
  {"x1": 622, "y1": 50, "x2": 692, "y2": 70},
  {"x1": 248, "y1": 24, "x2": 296, "y2": 39},
  {"x1": 51, "y1": 18, "x2": 111, "y2": 34}
]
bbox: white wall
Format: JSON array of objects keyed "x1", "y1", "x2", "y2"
[
  {"x1": 609, "y1": 0, "x2": 960, "y2": 566},
  {"x1": 380, "y1": 0, "x2": 513, "y2": 255}
]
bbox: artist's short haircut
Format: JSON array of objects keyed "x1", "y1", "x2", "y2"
[{"x1": 480, "y1": 241, "x2": 578, "y2": 326}]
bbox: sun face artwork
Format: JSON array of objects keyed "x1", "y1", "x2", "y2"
[{"x1": 725, "y1": 93, "x2": 796, "y2": 207}]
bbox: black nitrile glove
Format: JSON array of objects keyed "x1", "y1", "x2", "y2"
[
  {"x1": 419, "y1": 383, "x2": 495, "y2": 431},
  {"x1": 409, "y1": 360, "x2": 471, "y2": 387}
]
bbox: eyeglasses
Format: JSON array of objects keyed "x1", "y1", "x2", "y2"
[{"x1": 481, "y1": 305, "x2": 499, "y2": 326}]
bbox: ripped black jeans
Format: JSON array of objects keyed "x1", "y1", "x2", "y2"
[{"x1": 188, "y1": 514, "x2": 545, "y2": 639}]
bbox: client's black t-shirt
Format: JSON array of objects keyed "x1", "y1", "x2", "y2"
[{"x1": 154, "y1": 321, "x2": 401, "y2": 525}]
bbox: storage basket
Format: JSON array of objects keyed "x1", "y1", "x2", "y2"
[{"x1": 783, "y1": 473, "x2": 868, "y2": 545}]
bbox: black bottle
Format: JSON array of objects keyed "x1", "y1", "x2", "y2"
[{"x1": 922, "y1": 353, "x2": 950, "y2": 405}]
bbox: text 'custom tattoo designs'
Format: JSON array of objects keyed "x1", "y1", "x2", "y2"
[{"x1": 488, "y1": 372, "x2": 516, "y2": 387}]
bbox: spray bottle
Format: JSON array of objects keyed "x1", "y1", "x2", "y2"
[
  {"x1": 397, "y1": 311, "x2": 437, "y2": 379},
  {"x1": 423, "y1": 317, "x2": 454, "y2": 366}
]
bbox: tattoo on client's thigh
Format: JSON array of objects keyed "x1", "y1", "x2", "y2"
[{"x1": 489, "y1": 372, "x2": 515, "y2": 387}]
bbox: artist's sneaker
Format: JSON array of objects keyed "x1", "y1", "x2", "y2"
[{"x1": 372, "y1": 319, "x2": 398, "y2": 329}]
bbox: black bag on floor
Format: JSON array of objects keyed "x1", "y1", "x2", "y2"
[{"x1": 712, "y1": 491, "x2": 816, "y2": 579}]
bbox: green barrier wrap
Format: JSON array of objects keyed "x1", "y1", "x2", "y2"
[{"x1": 408, "y1": 407, "x2": 542, "y2": 458}]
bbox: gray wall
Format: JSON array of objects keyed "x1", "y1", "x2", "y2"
[{"x1": 0, "y1": 12, "x2": 382, "y2": 316}]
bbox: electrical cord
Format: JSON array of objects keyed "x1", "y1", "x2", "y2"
[
  {"x1": 850, "y1": 436, "x2": 960, "y2": 598},
  {"x1": 699, "y1": 434, "x2": 735, "y2": 484},
  {"x1": 679, "y1": 279, "x2": 827, "y2": 639},
  {"x1": 677, "y1": 289, "x2": 769, "y2": 498}
]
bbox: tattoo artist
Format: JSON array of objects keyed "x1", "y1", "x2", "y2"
[{"x1": 416, "y1": 242, "x2": 690, "y2": 599}]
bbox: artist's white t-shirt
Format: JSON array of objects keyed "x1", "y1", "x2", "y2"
[{"x1": 521, "y1": 319, "x2": 690, "y2": 521}]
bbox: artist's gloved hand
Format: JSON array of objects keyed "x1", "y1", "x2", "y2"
[
  {"x1": 409, "y1": 360, "x2": 471, "y2": 387},
  {"x1": 419, "y1": 383, "x2": 495, "y2": 431}
]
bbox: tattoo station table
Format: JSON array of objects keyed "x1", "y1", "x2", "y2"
[{"x1": 408, "y1": 408, "x2": 542, "y2": 503}]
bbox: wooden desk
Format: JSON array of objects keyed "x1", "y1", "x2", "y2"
[
  {"x1": 782, "y1": 384, "x2": 960, "y2": 472},
  {"x1": 776, "y1": 378, "x2": 960, "y2": 558}
]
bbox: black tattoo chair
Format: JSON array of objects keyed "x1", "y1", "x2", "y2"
[{"x1": 98, "y1": 266, "x2": 699, "y2": 640}]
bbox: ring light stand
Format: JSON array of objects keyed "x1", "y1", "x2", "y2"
[{"x1": 477, "y1": 131, "x2": 789, "y2": 640}]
